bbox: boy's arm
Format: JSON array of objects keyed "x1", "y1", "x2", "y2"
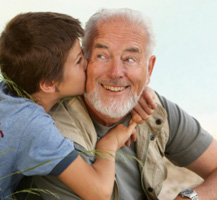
[
  {"x1": 58, "y1": 122, "x2": 136, "y2": 200},
  {"x1": 131, "y1": 86, "x2": 156, "y2": 124}
]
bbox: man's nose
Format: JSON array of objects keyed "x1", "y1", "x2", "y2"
[{"x1": 108, "y1": 59, "x2": 125, "y2": 78}]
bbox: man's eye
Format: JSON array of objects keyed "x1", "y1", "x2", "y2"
[
  {"x1": 97, "y1": 54, "x2": 106, "y2": 59},
  {"x1": 125, "y1": 58, "x2": 135, "y2": 63}
]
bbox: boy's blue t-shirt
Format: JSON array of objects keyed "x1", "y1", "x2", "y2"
[{"x1": 0, "y1": 82, "x2": 78, "y2": 199}]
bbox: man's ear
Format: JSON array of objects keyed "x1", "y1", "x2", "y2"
[
  {"x1": 146, "y1": 55, "x2": 156, "y2": 85},
  {"x1": 39, "y1": 80, "x2": 56, "y2": 93}
]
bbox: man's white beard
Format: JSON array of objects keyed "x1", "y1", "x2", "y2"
[{"x1": 84, "y1": 88, "x2": 143, "y2": 119}]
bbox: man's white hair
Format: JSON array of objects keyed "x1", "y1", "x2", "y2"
[{"x1": 82, "y1": 8, "x2": 156, "y2": 60}]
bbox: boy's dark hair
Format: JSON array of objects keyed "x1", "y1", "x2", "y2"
[{"x1": 0, "y1": 12, "x2": 84, "y2": 96}]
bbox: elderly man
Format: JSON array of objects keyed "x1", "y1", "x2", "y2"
[{"x1": 35, "y1": 8, "x2": 217, "y2": 200}]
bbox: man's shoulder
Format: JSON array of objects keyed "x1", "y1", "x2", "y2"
[
  {"x1": 50, "y1": 96, "x2": 97, "y2": 150},
  {"x1": 51, "y1": 96, "x2": 88, "y2": 122},
  {"x1": 155, "y1": 92, "x2": 169, "y2": 109}
]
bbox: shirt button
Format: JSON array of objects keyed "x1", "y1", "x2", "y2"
[
  {"x1": 156, "y1": 119, "x2": 162, "y2": 125},
  {"x1": 147, "y1": 187, "x2": 153, "y2": 192},
  {"x1": 150, "y1": 135, "x2": 155, "y2": 140}
]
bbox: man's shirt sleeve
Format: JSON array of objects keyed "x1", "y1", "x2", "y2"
[{"x1": 157, "y1": 93, "x2": 213, "y2": 166}]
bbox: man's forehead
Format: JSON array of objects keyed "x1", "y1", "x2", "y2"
[
  {"x1": 94, "y1": 20, "x2": 146, "y2": 53},
  {"x1": 97, "y1": 18, "x2": 146, "y2": 34}
]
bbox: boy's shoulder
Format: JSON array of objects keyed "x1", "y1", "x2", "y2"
[{"x1": 0, "y1": 88, "x2": 50, "y2": 134}]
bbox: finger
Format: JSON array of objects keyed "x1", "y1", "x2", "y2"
[
  {"x1": 130, "y1": 118, "x2": 143, "y2": 125},
  {"x1": 133, "y1": 103, "x2": 150, "y2": 120},
  {"x1": 143, "y1": 94, "x2": 157, "y2": 109},
  {"x1": 125, "y1": 127, "x2": 136, "y2": 147},
  {"x1": 128, "y1": 121, "x2": 137, "y2": 131},
  {"x1": 141, "y1": 87, "x2": 157, "y2": 109},
  {"x1": 125, "y1": 138, "x2": 131, "y2": 147},
  {"x1": 138, "y1": 98, "x2": 154, "y2": 114},
  {"x1": 130, "y1": 111, "x2": 144, "y2": 124},
  {"x1": 131, "y1": 128, "x2": 137, "y2": 142}
]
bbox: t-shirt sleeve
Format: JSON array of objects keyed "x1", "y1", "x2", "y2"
[
  {"x1": 157, "y1": 93, "x2": 213, "y2": 167},
  {"x1": 15, "y1": 111, "x2": 78, "y2": 176},
  {"x1": 49, "y1": 149, "x2": 78, "y2": 176}
]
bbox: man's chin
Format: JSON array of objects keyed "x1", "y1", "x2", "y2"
[{"x1": 84, "y1": 91, "x2": 138, "y2": 119}]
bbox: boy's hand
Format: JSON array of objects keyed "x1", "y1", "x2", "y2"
[
  {"x1": 131, "y1": 86, "x2": 157, "y2": 124},
  {"x1": 100, "y1": 122, "x2": 137, "y2": 151}
]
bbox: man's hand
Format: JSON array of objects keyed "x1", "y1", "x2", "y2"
[{"x1": 131, "y1": 86, "x2": 157, "y2": 124}]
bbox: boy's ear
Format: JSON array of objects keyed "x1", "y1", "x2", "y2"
[{"x1": 39, "y1": 80, "x2": 56, "y2": 93}]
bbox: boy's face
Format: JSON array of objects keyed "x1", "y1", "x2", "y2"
[{"x1": 57, "y1": 39, "x2": 87, "y2": 97}]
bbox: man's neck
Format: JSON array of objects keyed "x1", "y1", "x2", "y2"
[{"x1": 84, "y1": 97, "x2": 127, "y2": 127}]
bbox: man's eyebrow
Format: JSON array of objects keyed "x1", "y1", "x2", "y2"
[
  {"x1": 125, "y1": 47, "x2": 140, "y2": 53},
  {"x1": 94, "y1": 43, "x2": 139, "y2": 53},
  {"x1": 94, "y1": 43, "x2": 108, "y2": 49}
]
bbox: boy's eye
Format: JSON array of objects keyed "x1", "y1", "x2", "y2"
[{"x1": 76, "y1": 57, "x2": 82, "y2": 64}]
